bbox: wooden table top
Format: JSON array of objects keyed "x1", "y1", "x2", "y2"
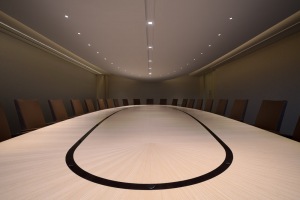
[{"x1": 1, "y1": 106, "x2": 299, "y2": 199}]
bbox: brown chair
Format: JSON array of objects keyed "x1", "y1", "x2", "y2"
[
  {"x1": 107, "y1": 99, "x2": 115, "y2": 108},
  {"x1": 70, "y1": 99, "x2": 84, "y2": 116},
  {"x1": 292, "y1": 117, "x2": 300, "y2": 142},
  {"x1": 15, "y1": 99, "x2": 46, "y2": 131},
  {"x1": 48, "y1": 99, "x2": 69, "y2": 122},
  {"x1": 187, "y1": 99, "x2": 195, "y2": 108},
  {"x1": 122, "y1": 99, "x2": 129, "y2": 106},
  {"x1": 133, "y1": 99, "x2": 141, "y2": 105},
  {"x1": 113, "y1": 99, "x2": 119, "y2": 107},
  {"x1": 215, "y1": 99, "x2": 228, "y2": 116},
  {"x1": 254, "y1": 100, "x2": 287, "y2": 132},
  {"x1": 171, "y1": 99, "x2": 178, "y2": 106},
  {"x1": 204, "y1": 99, "x2": 214, "y2": 112},
  {"x1": 229, "y1": 99, "x2": 248, "y2": 122},
  {"x1": 160, "y1": 99, "x2": 167, "y2": 105},
  {"x1": 98, "y1": 99, "x2": 107, "y2": 110},
  {"x1": 0, "y1": 105, "x2": 11, "y2": 142},
  {"x1": 146, "y1": 99, "x2": 154, "y2": 105},
  {"x1": 84, "y1": 99, "x2": 95, "y2": 113},
  {"x1": 181, "y1": 99, "x2": 188, "y2": 107},
  {"x1": 195, "y1": 99, "x2": 203, "y2": 110}
]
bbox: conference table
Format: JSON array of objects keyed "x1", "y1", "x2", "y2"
[{"x1": 0, "y1": 105, "x2": 300, "y2": 199}]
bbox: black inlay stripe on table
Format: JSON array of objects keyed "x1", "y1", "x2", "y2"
[{"x1": 65, "y1": 107, "x2": 234, "y2": 190}]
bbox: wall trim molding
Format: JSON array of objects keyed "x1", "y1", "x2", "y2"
[{"x1": 190, "y1": 11, "x2": 300, "y2": 76}]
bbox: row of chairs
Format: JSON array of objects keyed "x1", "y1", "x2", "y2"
[{"x1": 1, "y1": 98, "x2": 299, "y2": 142}]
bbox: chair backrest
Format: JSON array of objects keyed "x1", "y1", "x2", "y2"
[
  {"x1": 133, "y1": 99, "x2": 141, "y2": 105},
  {"x1": 160, "y1": 99, "x2": 167, "y2": 105},
  {"x1": 215, "y1": 99, "x2": 228, "y2": 116},
  {"x1": 204, "y1": 99, "x2": 213, "y2": 112},
  {"x1": 171, "y1": 99, "x2": 178, "y2": 106},
  {"x1": 48, "y1": 99, "x2": 69, "y2": 122},
  {"x1": 254, "y1": 100, "x2": 287, "y2": 132},
  {"x1": 187, "y1": 99, "x2": 195, "y2": 108},
  {"x1": 181, "y1": 99, "x2": 188, "y2": 107},
  {"x1": 146, "y1": 99, "x2": 154, "y2": 105},
  {"x1": 70, "y1": 99, "x2": 84, "y2": 116},
  {"x1": 229, "y1": 99, "x2": 248, "y2": 122},
  {"x1": 98, "y1": 99, "x2": 107, "y2": 110},
  {"x1": 122, "y1": 99, "x2": 129, "y2": 106},
  {"x1": 195, "y1": 99, "x2": 203, "y2": 110},
  {"x1": 107, "y1": 99, "x2": 115, "y2": 108},
  {"x1": 84, "y1": 99, "x2": 95, "y2": 112},
  {"x1": 113, "y1": 99, "x2": 119, "y2": 107},
  {"x1": 15, "y1": 99, "x2": 46, "y2": 131},
  {"x1": 0, "y1": 105, "x2": 11, "y2": 142},
  {"x1": 293, "y1": 117, "x2": 300, "y2": 142}
]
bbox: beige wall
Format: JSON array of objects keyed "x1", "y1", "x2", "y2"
[
  {"x1": 104, "y1": 75, "x2": 201, "y2": 105},
  {"x1": 200, "y1": 31, "x2": 300, "y2": 135},
  {"x1": 0, "y1": 31, "x2": 97, "y2": 135}
]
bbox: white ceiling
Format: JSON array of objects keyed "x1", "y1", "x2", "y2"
[{"x1": 0, "y1": 0, "x2": 299, "y2": 81}]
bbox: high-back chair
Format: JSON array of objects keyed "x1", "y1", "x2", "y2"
[
  {"x1": 204, "y1": 99, "x2": 213, "y2": 112},
  {"x1": 122, "y1": 99, "x2": 129, "y2": 106},
  {"x1": 195, "y1": 99, "x2": 203, "y2": 110},
  {"x1": 133, "y1": 99, "x2": 141, "y2": 105},
  {"x1": 229, "y1": 99, "x2": 248, "y2": 122},
  {"x1": 160, "y1": 99, "x2": 167, "y2": 105},
  {"x1": 187, "y1": 99, "x2": 195, "y2": 108},
  {"x1": 215, "y1": 99, "x2": 228, "y2": 116},
  {"x1": 84, "y1": 99, "x2": 95, "y2": 113},
  {"x1": 70, "y1": 99, "x2": 84, "y2": 116},
  {"x1": 254, "y1": 100, "x2": 287, "y2": 132},
  {"x1": 106, "y1": 99, "x2": 115, "y2": 108},
  {"x1": 0, "y1": 105, "x2": 11, "y2": 142},
  {"x1": 292, "y1": 117, "x2": 300, "y2": 142},
  {"x1": 98, "y1": 99, "x2": 107, "y2": 110},
  {"x1": 113, "y1": 99, "x2": 119, "y2": 107},
  {"x1": 181, "y1": 99, "x2": 188, "y2": 107},
  {"x1": 146, "y1": 99, "x2": 154, "y2": 105},
  {"x1": 15, "y1": 99, "x2": 46, "y2": 131},
  {"x1": 171, "y1": 99, "x2": 178, "y2": 106},
  {"x1": 48, "y1": 99, "x2": 69, "y2": 122}
]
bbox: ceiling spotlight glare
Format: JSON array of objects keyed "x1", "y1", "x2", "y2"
[
  {"x1": 148, "y1": 21, "x2": 153, "y2": 25},
  {"x1": 149, "y1": 60, "x2": 152, "y2": 63},
  {"x1": 218, "y1": 33, "x2": 221, "y2": 36},
  {"x1": 77, "y1": 32, "x2": 81, "y2": 35},
  {"x1": 149, "y1": 72, "x2": 152, "y2": 75},
  {"x1": 229, "y1": 17, "x2": 233, "y2": 20},
  {"x1": 65, "y1": 15, "x2": 69, "y2": 18},
  {"x1": 148, "y1": 46, "x2": 153, "y2": 49}
]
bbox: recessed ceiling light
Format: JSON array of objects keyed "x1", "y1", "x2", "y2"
[
  {"x1": 148, "y1": 46, "x2": 153, "y2": 49},
  {"x1": 97, "y1": 51, "x2": 99, "y2": 54},
  {"x1": 77, "y1": 32, "x2": 81, "y2": 35},
  {"x1": 111, "y1": 63, "x2": 113, "y2": 65},
  {"x1": 229, "y1": 17, "x2": 233, "y2": 20},
  {"x1": 65, "y1": 15, "x2": 69, "y2": 18},
  {"x1": 149, "y1": 60, "x2": 152, "y2": 63},
  {"x1": 149, "y1": 67, "x2": 152, "y2": 69},
  {"x1": 88, "y1": 44, "x2": 91, "y2": 47},
  {"x1": 218, "y1": 33, "x2": 221, "y2": 36},
  {"x1": 149, "y1": 72, "x2": 152, "y2": 75},
  {"x1": 148, "y1": 21, "x2": 153, "y2": 25},
  {"x1": 104, "y1": 58, "x2": 107, "y2": 60},
  {"x1": 193, "y1": 58, "x2": 196, "y2": 61},
  {"x1": 208, "y1": 44, "x2": 211, "y2": 47},
  {"x1": 201, "y1": 52, "x2": 203, "y2": 55}
]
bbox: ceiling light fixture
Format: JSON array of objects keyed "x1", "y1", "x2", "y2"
[
  {"x1": 149, "y1": 72, "x2": 152, "y2": 75},
  {"x1": 97, "y1": 52, "x2": 99, "y2": 54},
  {"x1": 104, "y1": 58, "x2": 107, "y2": 60},
  {"x1": 229, "y1": 17, "x2": 233, "y2": 20},
  {"x1": 148, "y1": 21, "x2": 153, "y2": 25},
  {"x1": 88, "y1": 44, "x2": 91, "y2": 47},
  {"x1": 218, "y1": 33, "x2": 221, "y2": 36},
  {"x1": 64, "y1": 15, "x2": 69, "y2": 18},
  {"x1": 209, "y1": 44, "x2": 212, "y2": 47},
  {"x1": 148, "y1": 46, "x2": 153, "y2": 49},
  {"x1": 149, "y1": 60, "x2": 152, "y2": 63},
  {"x1": 77, "y1": 32, "x2": 81, "y2": 35}
]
